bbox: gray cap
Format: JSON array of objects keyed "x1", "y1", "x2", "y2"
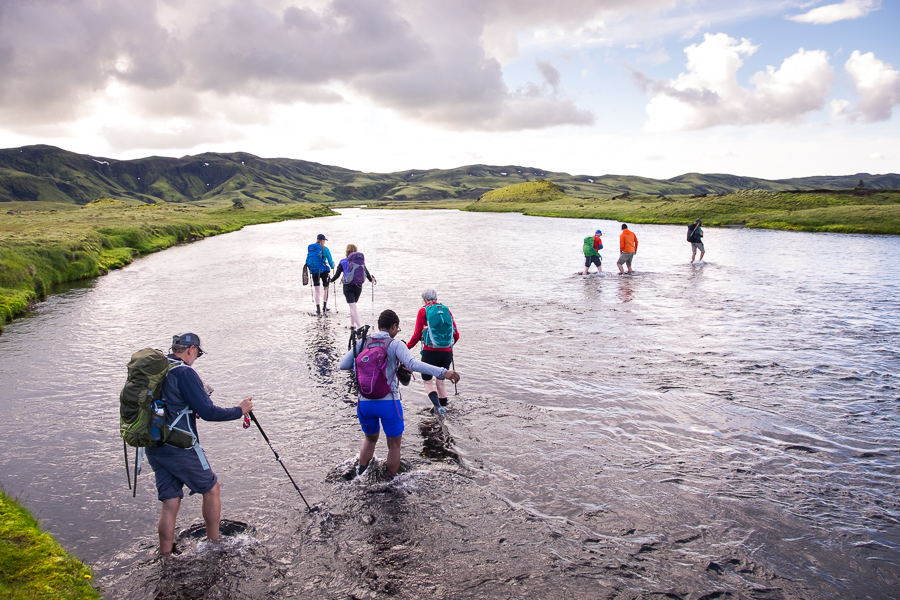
[{"x1": 173, "y1": 332, "x2": 204, "y2": 353}]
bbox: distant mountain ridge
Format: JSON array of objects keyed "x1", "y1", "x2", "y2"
[{"x1": 1, "y1": 144, "x2": 897, "y2": 206}]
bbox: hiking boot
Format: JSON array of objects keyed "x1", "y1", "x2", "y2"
[
  {"x1": 316, "y1": 305, "x2": 321, "y2": 314},
  {"x1": 439, "y1": 397, "x2": 449, "y2": 407},
  {"x1": 435, "y1": 406, "x2": 447, "y2": 416}
]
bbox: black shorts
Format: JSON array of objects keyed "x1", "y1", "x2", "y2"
[
  {"x1": 420, "y1": 349, "x2": 453, "y2": 381},
  {"x1": 343, "y1": 284, "x2": 363, "y2": 304},
  {"x1": 584, "y1": 255, "x2": 601, "y2": 268},
  {"x1": 311, "y1": 271, "x2": 330, "y2": 286}
]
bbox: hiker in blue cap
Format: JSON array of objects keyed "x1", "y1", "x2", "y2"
[
  {"x1": 306, "y1": 234, "x2": 335, "y2": 314},
  {"x1": 145, "y1": 333, "x2": 253, "y2": 556}
]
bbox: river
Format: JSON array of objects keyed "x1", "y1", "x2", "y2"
[{"x1": 1, "y1": 208, "x2": 898, "y2": 598}]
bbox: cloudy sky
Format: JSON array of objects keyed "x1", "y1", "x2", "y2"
[{"x1": 0, "y1": 0, "x2": 897, "y2": 179}]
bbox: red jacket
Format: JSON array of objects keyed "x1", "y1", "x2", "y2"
[{"x1": 406, "y1": 303, "x2": 460, "y2": 352}]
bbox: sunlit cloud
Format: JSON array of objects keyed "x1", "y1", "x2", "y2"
[
  {"x1": 787, "y1": 0, "x2": 881, "y2": 25},
  {"x1": 642, "y1": 33, "x2": 834, "y2": 131},
  {"x1": 831, "y1": 51, "x2": 900, "y2": 122}
]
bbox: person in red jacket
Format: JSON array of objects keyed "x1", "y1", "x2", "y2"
[
  {"x1": 406, "y1": 289, "x2": 460, "y2": 414},
  {"x1": 617, "y1": 223, "x2": 639, "y2": 274}
]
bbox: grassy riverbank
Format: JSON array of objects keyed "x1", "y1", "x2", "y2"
[
  {"x1": 462, "y1": 184, "x2": 900, "y2": 235},
  {"x1": 0, "y1": 490, "x2": 100, "y2": 599},
  {"x1": 0, "y1": 199, "x2": 335, "y2": 331}
]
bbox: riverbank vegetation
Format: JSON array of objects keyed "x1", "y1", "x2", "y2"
[
  {"x1": 0, "y1": 199, "x2": 335, "y2": 331},
  {"x1": 0, "y1": 490, "x2": 100, "y2": 599},
  {"x1": 463, "y1": 186, "x2": 900, "y2": 235}
]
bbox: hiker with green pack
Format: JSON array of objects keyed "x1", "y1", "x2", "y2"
[
  {"x1": 119, "y1": 333, "x2": 253, "y2": 556},
  {"x1": 405, "y1": 289, "x2": 460, "y2": 415},
  {"x1": 582, "y1": 229, "x2": 602, "y2": 275}
]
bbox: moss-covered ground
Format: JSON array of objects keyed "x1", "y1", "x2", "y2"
[
  {"x1": 0, "y1": 490, "x2": 100, "y2": 600},
  {"x1": 461, "y1": 188, "x2": 900, "y2": 235},
  {"x1": 0, "y1": 199, "x2": 335, "y2": 331}
]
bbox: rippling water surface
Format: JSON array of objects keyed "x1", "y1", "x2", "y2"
[{"x1": 1, "y1": 209, "x2": 899, "y2": 598}]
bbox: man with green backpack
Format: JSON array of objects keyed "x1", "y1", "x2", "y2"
[
  {"x1": 406, "y1": 289, "x2": 460, "y2": 414},
  {"x1": 121, "y1": 333, "x2": 253, "y2": 556},
  {"x1": 582, "y1": 229, "x2": 602, "y2": 275}
]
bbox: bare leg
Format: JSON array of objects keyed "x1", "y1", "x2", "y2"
[
  {"x1": 314, "y1": 286, "x2": 321, "y2": 306},
  {"x1": 348, "y1": 302, "x2": 360, "y2": 328},
  {"x1": 691, "y1": 252, "x2": 695, "y2": 263},
  {"x1": 582, "y1": 266, "x2": 588, "y2": 275},
  {"x1": 423, "y1": 379, "x2": 437, "y2": 396},
  {"x1": 699, "y1": 251, "x2": 705, "y2": 261},
  {"x1": 435, "y1": 378, "x2": 447, "y2": 399},
  {"x1": 158, "y1": 497, "x2": 182, "y2": 555},
  {"x1": 385, "y1": 435, "x2": 402, "y2": 476},
  {"x1": 617, "y1": 261, "x2": 624, "y2": 274},
  {"x1": 359, "y1": 432, "x2": 379, "y2": 467},
  {"x1": 201, "y1": 481, "x2": 221, "y2": 542}
]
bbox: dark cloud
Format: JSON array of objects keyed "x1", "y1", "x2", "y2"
[
  {"x1": 0, "y1": 0, "x2": 179, "y2": 124},
  {"x1": 0, "y1": 0, "x2": 639, "y2": 133},
  {"x1": 536, "y1": 60, "x2": 561, "y2": 89}
]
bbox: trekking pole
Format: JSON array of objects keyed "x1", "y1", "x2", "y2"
[
  {"x1": 123, "y1": 440, "x2": 132, "y2": 491},
  {"x1": 371, "y1": 281, "x2": 374, "y2": 315},
  {"x1": 451, "y1": 357, "x2": 459, "y2": 396},
  {"x1": 133, "y1": 447, "x2": 143, "y2": 498},
  {"x1": 247, "y1": 411, "x2": 313, "y2": 512}
]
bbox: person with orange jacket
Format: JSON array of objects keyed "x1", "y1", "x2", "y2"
[{"x1": 617, "y1": 224, "x2": 639, "y2": 274}]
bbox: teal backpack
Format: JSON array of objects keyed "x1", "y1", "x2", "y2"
[{"x1": 424, "y1": 303, "x2": 455, "y2": 348}]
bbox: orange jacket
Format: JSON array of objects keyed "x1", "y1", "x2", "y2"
[{"x1": 620, "y1": 229, "x2": 638, "y2": 253}]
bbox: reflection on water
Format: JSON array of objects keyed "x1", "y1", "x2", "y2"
[{"x1": 1, "y1": 209, "x2": 899, "y2": 598}]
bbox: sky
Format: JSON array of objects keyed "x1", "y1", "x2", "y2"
[{"x1": 0, "y1": 0, "x2": 898, "y2": 179}]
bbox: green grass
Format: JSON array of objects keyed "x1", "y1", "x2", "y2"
[
  {"x1": 0, "y1": 199, "x2": 336, "y2": 330},
  {"x1": 477, "y1": 179, "x2": 566, "y2": 203},
  {"x1": 0, "y1": 490, "x2": 100, "y2": 600},
  {"x1": 463, "y1": 188, "x2": 900, "y2": 235}
]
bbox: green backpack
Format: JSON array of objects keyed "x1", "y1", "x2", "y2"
[
  {"x1": 119, "y1": 348, "x2": 192, "y2": 448},
  {"x1": 583, "y1": 236, "x2": 595, "y2": 256}
]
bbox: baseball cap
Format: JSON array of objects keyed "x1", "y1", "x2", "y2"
[
  {"x1": 316, "y1": 234, "x2": 327, "y2": 241},
  {"x1": 595, "y1": 229, "x2": 602, "y2": 234},
  {"x1": 173, "y1": 332, "x2": 205, "y2": 354}
]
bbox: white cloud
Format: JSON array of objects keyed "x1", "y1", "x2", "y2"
[
  {"x1": 832, "y1": 51, "x2": 900, "y2": 122},
  {"x1": 788, "y1": 0, "x2": 880, "y2": 25},
  {"x1": 644, "y1": 33, "x2": 834, "y2": 131}
]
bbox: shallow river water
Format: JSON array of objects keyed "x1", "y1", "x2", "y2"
[{"x1": 1, "y1": 209, "x2": 899, "y2": 599}]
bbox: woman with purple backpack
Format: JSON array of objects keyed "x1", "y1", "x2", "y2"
[
  {"x1": 330, "y1": 244, "x2": 376, "y2": 329},
  {"x1": 339, "y1": 310, "x2": 460, "y2": 478}
]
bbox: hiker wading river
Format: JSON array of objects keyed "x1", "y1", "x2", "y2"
[{"x1": 1, "y1": 209, "x2": 898, "y2": 599}]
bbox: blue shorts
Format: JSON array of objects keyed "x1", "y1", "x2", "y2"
[
  {"x1": 357, "y1": 399, "x2": 404, "y2": 438},
  {"x1": 146, "y1": 444, "x2": 217, "y2": 502}
]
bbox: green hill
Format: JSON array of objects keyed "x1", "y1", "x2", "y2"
[{"x1": 1, "y1": 145, "x2": 898, "y2": 207}]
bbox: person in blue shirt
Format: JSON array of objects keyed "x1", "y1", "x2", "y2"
[
  {"x1": 307, "y1": 234, "x2": 335, "y2": 314},
  {"x1": 145, "y1": 332, "x2": 253, "y2": 556}
]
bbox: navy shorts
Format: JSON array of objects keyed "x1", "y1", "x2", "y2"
[
  {"x1": 357, "y1": 399, "x2": 404, "y2": 438},
  {"x1": 311, "y1": 271, "x2": 330, "y2": 286},
  {"x1": 343, "y1": 283, "x2": 363, "y2": 303},
  {"x1": 420, "y1": 349, "x2": 452, "y2": 381},
  {"x1": 146, "y1": 444, "x2": 217, "y2": 502},
  {"x1": 584, "y1": 255, "x2": 601, "y2": 268}
]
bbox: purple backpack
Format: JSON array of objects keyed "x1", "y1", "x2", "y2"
[
  {"x1": 355, "y1": 336, "x2": 393, "y2": 399},
  {"x1": 342, "y1": 252, "x2": 366, "y2": 286}
]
